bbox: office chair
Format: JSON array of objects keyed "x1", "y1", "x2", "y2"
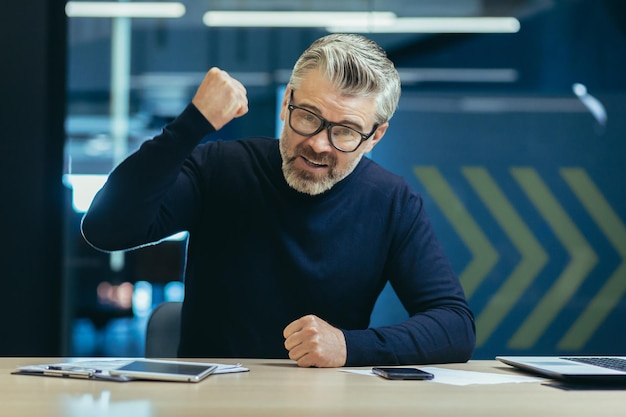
[{"x1": 145, "y1": 301, "x2": 182, "y2": 358}]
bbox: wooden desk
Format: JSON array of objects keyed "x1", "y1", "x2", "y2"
[{"x1": 2, "y1": 358, "x2": 624, "y2": 417}]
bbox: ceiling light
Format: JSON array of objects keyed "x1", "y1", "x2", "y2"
[
  {"x1": 328, "y1": 17, "x2": 520, "y2": 33},
  {"x1": 202, "y1": 11, "x2": 396, "y2": 28},
  {"x1": 65, "y1": 2, "x2": 186, "y2": 18},
  {"x1": 398, "y1": 68, "x2": 518, "y2": 84}
]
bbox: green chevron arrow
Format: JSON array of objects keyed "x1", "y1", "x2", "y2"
[
  {"x1": 558, "y1": 168, "x2": 626, "y2": 350},
  {"x1": 508, "y1": 167, "x2": 597, "y2": 349},
  {"x1": 463, "y1": 167, "x2": 547, "y2": 347},
  {"x1": 413, "y1": 167, "x2": 498, "y2": 299}
]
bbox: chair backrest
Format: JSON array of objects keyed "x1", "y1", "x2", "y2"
[{"x1": 145, "y1": 301, "x2": 182, "y2": 358}]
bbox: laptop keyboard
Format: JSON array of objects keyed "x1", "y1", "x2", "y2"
[{"x1": 562, "y1": 357, "x2": 626, "y2": 372}]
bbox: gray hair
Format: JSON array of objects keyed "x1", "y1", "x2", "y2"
[{"x1": 289, "y1": 33, "x2": 401, "y2": 124}]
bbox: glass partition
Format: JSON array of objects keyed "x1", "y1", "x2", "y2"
[{"x1": 63, "y1": 0, "x2": 626, "y2": 358}]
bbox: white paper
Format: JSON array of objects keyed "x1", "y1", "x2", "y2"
[{"x1": 344, "y1": 366, "x2": 544, "y2": 386}]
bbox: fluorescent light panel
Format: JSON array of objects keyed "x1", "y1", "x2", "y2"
[
  {"x1": 328, "y1": 17, "x2": 521, "y2": 33},
  {"x1": 202, "y1": 11, "x2": 519, "y2": 33},
  {"x1": 398, "y1": 68, "x2": 518, "y2": 84},
  {"x1": 65, "y1": 2, "x2": 186, "y2": 18},
  {"x1": 203, "y1": 11, "x2": 396, "y2": 28}
]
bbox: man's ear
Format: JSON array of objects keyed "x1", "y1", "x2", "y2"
[
  {"x1": 279, "y1": 87, "x2": 292, "y2": 122},
  {"x1": 362, "y1": 122, "x2": 389, "y2": 153}
]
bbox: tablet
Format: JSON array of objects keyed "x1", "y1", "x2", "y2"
[{"x1": 109, "y1": 359, "x2": 218, "y2": 382}]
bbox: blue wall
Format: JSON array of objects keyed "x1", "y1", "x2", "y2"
[
  {"x1": 373, "y1": 92, "x2": 626, "y2": 359},
  {"x1": 371, "y1": 0, "x2": 626, "y2": 359}
]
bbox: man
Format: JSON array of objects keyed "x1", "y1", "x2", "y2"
[{"x1": 82, "y1": 34, "x2": 475, "y2": 367}]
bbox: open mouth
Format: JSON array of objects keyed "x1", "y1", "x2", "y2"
[{"x1": 301, "y1": 155, "x2": 329, "y2": 169}]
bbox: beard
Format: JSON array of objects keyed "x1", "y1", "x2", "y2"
[{"x1": 279, "y1": 133, "x2": 364, "y2": 196}]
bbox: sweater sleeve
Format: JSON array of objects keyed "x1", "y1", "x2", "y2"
[
  {"x1": 343, "y1": 306, "x2": 475, "y2": 366},
  {"x1": 342, "y1": 191, "x2": 476, "y2": 366},
  {"x1": 81, "y1": 103, "x2": 216, "y2": 251}
]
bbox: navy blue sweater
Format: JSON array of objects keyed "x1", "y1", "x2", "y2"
[{"x1": 82, "y1": 104, "x2": 475, "y2": 366}]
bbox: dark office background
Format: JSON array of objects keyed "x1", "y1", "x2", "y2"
[
  {"x1": 1, "y1": 0, "x2": 66, "y2": 355},
  {"x1": 1, "y1": 0, "x2": 625, "y2": 358}
]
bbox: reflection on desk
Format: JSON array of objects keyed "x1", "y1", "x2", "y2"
[{"x1": 2, "y1": 358, "x2": 626, "y2": 417}]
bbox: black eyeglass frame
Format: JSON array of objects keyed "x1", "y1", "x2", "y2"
[{"x1": 287, "y1": 90, "x2": 379, "y2": 153}]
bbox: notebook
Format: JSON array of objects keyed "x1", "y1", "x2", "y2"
[{"x1": 496, "y1": 356, "x2": 626, "y2": 383}]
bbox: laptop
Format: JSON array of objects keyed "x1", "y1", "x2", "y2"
[{"x1": 496, "y1": 356, "x2": 626, "y2": 384}]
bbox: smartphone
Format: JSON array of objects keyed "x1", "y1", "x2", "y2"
[{"x1": 372, "y1": 367, "x2": 434, "y2": 380}]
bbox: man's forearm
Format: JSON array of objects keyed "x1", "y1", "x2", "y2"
[{"x1": 343, "y1": 307, "x2": 475, "y2": 366}]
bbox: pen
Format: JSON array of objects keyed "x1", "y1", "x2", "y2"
[{"x1": 44, "y1": 366, "x2": 98, "y2": 378}]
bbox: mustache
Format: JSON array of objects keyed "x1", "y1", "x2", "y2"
[{"x1": 295, "y1": 143, "x2": 336, "y2": 167}]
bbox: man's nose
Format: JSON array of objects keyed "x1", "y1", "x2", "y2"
[{"x1": 306, "y1": 127, "x2": 334, "y2": 153}]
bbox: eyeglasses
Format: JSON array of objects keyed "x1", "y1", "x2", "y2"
[{"x1": 287, "y1": 90, "x2": 379, "y2": 153}]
